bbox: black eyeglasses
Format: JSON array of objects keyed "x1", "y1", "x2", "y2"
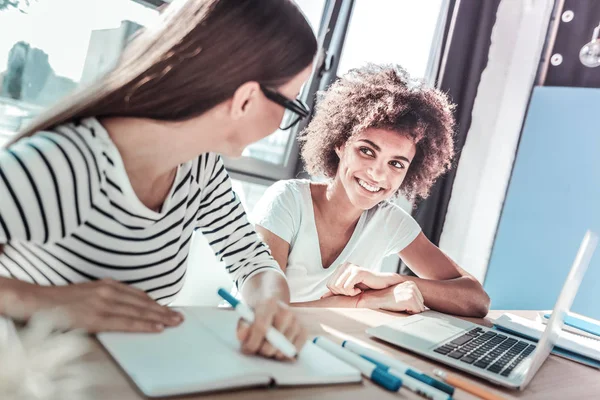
[{"x1": 260, "y1": 84, "x2": 310, "y2": 130}]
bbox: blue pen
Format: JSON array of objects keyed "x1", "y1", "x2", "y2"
[
  {"x1": 313, "y1": 336, "x2": 402, "y2": 392},
  {"x1": 217, "y1": 288, "x2": 297, "y2": 358},
  {"x1": 361, "y1": 355, "x2": 451, "y2": 400},
  {"x1": 342, "y1": 340, "x2": 455, "y2": 396}
]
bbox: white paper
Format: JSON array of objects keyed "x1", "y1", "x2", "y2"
[{"x1": 494, "y1": 313, "x2": 600, "y2": 361}]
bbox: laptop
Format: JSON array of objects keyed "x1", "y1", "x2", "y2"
[{"x1": 367, "y1": 230, "x2": 598, "y2": 390}]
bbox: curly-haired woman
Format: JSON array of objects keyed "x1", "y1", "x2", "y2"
[{"x1": 253, "y1": 64, "x2": 490, "y2": 318}]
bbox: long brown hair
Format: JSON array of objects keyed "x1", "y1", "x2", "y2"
[
  {"x1": 10, "y1": 0, "x2": 316, "y2": 141},
  {"x1": 1, "y1": 0, "x2": 316, "y2": 254}
]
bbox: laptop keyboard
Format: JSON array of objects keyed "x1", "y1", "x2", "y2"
[{"x1": 433, "y1": 327, "x2": 536, "y2": 377}]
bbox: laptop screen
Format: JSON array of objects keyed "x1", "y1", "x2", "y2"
[{"x1": 516, "y1": 230, "x2": 598, "y2": 387}]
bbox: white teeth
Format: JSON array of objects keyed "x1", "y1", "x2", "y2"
[{"x1": 358, "y1": 179, "x2": 381, "y2": 193}]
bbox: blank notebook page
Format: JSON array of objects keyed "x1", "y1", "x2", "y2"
[
  {"x1": 98, "y1": 307, "x2": 361, "y2": 397},
  {"x1": 186, "y1": 307, "x2": 362, "y2": 386}
]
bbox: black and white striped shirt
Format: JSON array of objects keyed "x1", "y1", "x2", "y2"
[{"x1": 0, "y1": 118, "x2": 282, "y2": 304}]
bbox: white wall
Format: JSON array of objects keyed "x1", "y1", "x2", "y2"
[
  {"x1": 170, "y1": 231, "x2": 233, "y2": 307},
  {"x1": 439, "y1": 0, "x2": 555, "y2": 282}
]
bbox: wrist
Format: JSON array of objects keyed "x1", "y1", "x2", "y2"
[
  {"x1": 0, "y1": 279, "x2": 42, "y2": 319},
  {"x1": 383, "y1": 273, "x2": 406, "y2": 286},
  {"x1": 242, "y1": 270, "x2": 291, "y2": 306},
  {"x1": 355, "y1": 291, "x2": 368, "y2": 308}
]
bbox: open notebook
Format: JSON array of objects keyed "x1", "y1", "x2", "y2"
[{"x1": 98, "y1": 307, "x2": 361, "y2": 397}]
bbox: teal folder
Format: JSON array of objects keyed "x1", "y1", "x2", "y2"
[{"x1": 543, "y1": 313, "x2": 600, "y2": 338}]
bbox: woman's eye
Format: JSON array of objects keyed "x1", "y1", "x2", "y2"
[
  {"x1": 390, "y1": 160, "x2": 405, "y2": 169},
  {"x1": 359, "y1": 147, "x2": 374, "y2": 157}
]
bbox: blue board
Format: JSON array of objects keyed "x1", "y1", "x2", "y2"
[{"x1": 485, "y1": 86, "x2": 600, "y2": 320}]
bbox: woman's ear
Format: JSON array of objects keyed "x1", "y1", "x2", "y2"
[
  {"x1": 230, "y1": 82, "x2": 260, "y2": 120},
  {"x1": 334, "y1": 145, "x2": 343, "y2": 158}
]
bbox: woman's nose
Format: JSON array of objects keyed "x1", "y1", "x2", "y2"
[{"x1": 366, "y1": 163, "x2": 386, "y2": 181}]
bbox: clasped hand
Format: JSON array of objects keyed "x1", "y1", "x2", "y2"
[{"x1": 321, "y1": 262, "x2": 426, "y2": 314}]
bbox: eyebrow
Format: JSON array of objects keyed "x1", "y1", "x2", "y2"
[{"x1": 358, "y1": 139, "x2": 412, "y2": 164}]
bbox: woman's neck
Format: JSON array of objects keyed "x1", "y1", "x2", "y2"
[
  {"x1": 311, "y1": 178, "x2": 363, "y2": 229},
  {"x1": 100, "y1": 110, "x2": 229, "y2": 181}
]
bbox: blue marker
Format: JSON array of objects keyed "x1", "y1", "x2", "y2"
[
  {"x1": 217, "y1": 288, "x2": 297, "y2": 358},
  {"x1": 313, "y1": 336, "x2": 402, "y2": 392},
  {"x1": 342, "y1": 340, "x2": 455, "y2": 396},
  {"x1": 361, "y1": 355, "x2": 451, "y2": 400}
]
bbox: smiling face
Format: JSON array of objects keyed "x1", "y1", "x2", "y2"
[{"x1": 334, "y1": 127, "x2": 417, "y2": 210}]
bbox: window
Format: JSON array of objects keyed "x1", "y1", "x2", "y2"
[
  {"x1": 338, "y1": 0, "x2": 448, "y2": 81},
  {"x1": 231, "y1": 179, "x2": 269, "y2": 216},
  {"x1": 0, "y1": 0, "x2": 158, "y2": 145}
]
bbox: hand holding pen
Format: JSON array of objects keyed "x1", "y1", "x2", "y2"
[{"x1": 218, "y1": 288, "x2": 307, "y2": 361}]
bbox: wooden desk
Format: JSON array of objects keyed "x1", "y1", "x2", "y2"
[{"x1": 90, "y1": 309, "x2": 599, "y2": 399}]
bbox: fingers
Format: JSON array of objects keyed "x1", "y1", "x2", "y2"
[
  {"x1": 273, "y1": 320, "x2": 307, "y2": 360},
  {"x1": 325, "y1": 263, "x2": 366, "y2": 297},
  {"x1": 97, "y1": 280, "x2": 183, "y2": 326},
  {"x1": 100, "y1": 278, "x2": 151, "y2": 301},
  {"x1": 320, "y1": 290, "x2": 335, "y2": 299},
  {"x1": 405, "y1": 296, "x2": 425, "y2": 314},
  {"x1": 327, "y1": 268, "x2": 350, "y2": 296},
  {"x1": 389, "y1": 281, "x2": 427, "y2": 314},
  {"x1": 69, "y1": 280, "x2": 185, "y2": 332},
  {"x1": 413, "y1": 283, "x2": 425, "y2": 305},
  {"x1": 255, "y1": 310, "x2": 294, "y2": 359},
  {"x1": 240, "y1": 300, "x2": 277, "y2": 356},
  {"x1": 237, "y1": 300, "x2": 306, "y2": 362},
  {"x1": 86, "y1": 313, "x2": 165, "y2": 333},
  {"x1": 118, "y1": 294, "x2": 182, "y2": 326},
  {"x1": 327, "y1": 266, "x2": 344, "y2": 294},
  {"x1": 342, "y1": 270, "x2": 363, "y2": 296},
  {"x1": 405, "y1": 282, "x2": 426, "y2": 314},
  {"x1": 270, "y1": 310, "x2": 295, "y2": 360},
  {"x1": 334, "y1": 268, "x2": 361, "y2": 297},
  {"x1": 109, "y1": 300, "x2": 182, "y2": 327},
  {"x1": 236, "y1": 319, "x2": 250, "y2": 342},
  {"x1": 290, "y1": 323, "x2": 308, "y2": 356},
  {"x1": 325, "y1": 262, "x2": 350, "y2": 293}
]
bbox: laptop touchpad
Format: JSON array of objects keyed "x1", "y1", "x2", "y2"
[{"x1": 398, "y1": 318, "x2": 464, "y2": 343}]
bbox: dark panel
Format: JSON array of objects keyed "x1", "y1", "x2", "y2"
[
  {"x1": 412, "y1": 0, "x2": 501, "y2": 246},
  {"x1": 545, "y1": 0, "x2": 600, "y2": 88}
]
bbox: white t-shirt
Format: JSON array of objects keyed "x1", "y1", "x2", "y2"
[{"x1": 252, "y1": 179, "x2": 421, "y2": 302}]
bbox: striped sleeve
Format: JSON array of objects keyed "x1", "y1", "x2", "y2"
[
  {"x1": 0, "y1": 132, "x2": 96, "y2": 244},
  {"x1": 195, "y1": 154, "x2": 284, "y2": 289}
]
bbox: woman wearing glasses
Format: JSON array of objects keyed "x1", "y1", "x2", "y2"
[
  {"x1": 253, "y1": 64, "x2": 490, "y2": 318},
  {"x1": 0, "y1": 0, "x2": 315, "y2": 360}
]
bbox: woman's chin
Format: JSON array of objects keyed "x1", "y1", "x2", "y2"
[
  {"x1": 221, "y1": 144, "x2": 246, "y2": 158},
  {"x1": 349, "y1": 193, "x2": 379, "y2": 211}
]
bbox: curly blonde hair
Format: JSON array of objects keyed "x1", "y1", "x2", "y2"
[{"x1": 299, "y1": 63, "x2": 456, "y2": 201}]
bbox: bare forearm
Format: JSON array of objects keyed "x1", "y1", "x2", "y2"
[
  {"x1": 0, "y1": 277, "x2": 17, "y2": 316},
  {"x1": 240, "y1": 270, "x2": 291, "y2": 307},
  {"x1": 292, "y1": 295, "x2": 361, "y2": 308},
  {"x1": 0, "y1": 278, "x2": 35, "y2": 315},
  {"x1": 400, "y1": 275, "x2": 490, "y2": 317}
]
